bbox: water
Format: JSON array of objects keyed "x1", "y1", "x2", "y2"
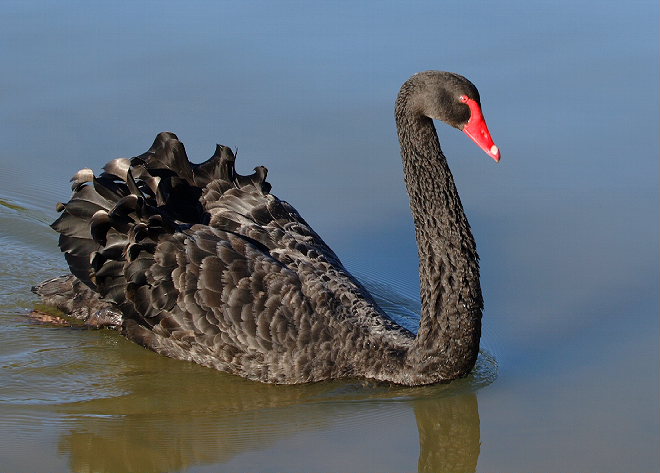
[{"x1": 1, "y1": 1, "x2": 658, "y2": 472}]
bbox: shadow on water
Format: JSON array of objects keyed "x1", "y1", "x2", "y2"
[
  {"x1": 48, "y1": 342, "x2": 492, "y2": 473},
  {"x1": 21, "y1": 334, "x2": 496, "y2": 472},
  {"x1": 415, "y1": 395, "x2": 480, "y2": 473}
]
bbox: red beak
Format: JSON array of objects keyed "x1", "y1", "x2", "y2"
[{"x1": 460, "y1": 95, "x2": 500, "y2": 162}]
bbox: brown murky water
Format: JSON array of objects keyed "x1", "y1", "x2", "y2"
[{"x1": 1, "y1": 1, "x2": 658, "y2": 472}]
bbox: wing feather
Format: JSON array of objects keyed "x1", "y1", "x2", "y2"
[{"x1": 48, "y1": 132, "x2": 413, "y2": 383}]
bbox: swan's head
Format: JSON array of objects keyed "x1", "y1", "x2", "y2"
[{"x1": 401, "y1": 71, "x2": 500, "y2": 161}]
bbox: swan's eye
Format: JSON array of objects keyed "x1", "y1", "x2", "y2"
[{"x1": 459, "y1": 95, "x2": 469, "y2": 103}]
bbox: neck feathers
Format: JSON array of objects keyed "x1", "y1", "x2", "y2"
[{"x1": 395, "y1": 98, "x2": 483, "y2": 380}]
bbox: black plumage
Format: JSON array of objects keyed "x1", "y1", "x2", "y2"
[{"x1": 34, "y1": 71, "x2": 498, "y2": 385}]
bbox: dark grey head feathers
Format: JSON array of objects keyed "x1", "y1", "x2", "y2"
[{"x1": 397, "y1": 71, "x2": 481, "y2": 129}]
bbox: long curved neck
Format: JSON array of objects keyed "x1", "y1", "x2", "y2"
[{"x1": 396, "y1": 95, "x2": 483, "y2": 381}]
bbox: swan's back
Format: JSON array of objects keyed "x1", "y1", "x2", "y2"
[{"x1": 51, "y1": 132, "x2": 412, "y2": 383}]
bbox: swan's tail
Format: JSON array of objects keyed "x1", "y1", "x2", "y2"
[{"x1": 31, "y1": 274, "x2": 121, "y2": 328}]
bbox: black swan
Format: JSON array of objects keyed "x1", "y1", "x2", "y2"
[{"x1": 33, "y1": 71, "x2": 499, "y2": 385}]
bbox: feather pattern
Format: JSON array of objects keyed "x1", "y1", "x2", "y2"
[
  {"x1": 37, "y1": 72, "x2": 494, "y2": 385},
  {"x1": 48, "y1": 132, "x2": 417, "y2": 384}
]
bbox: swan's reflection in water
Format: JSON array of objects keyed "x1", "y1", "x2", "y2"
[
  {"x1": 415, "y1": 394, "x2": 480, "y2": 473},
  {"x1": 52, "y1": 337, "x2": 493, "y2": 473}
]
